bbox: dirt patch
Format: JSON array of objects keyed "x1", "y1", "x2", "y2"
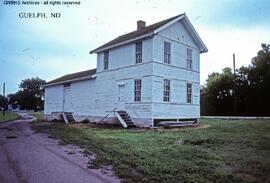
[
  {"x1": 69, "y1": 123, "x2": 124, "y2": 129},
  {"x1": 69, "y1": 123, "x2": 92, "y2": 129},
  {"x1": 0, "y1": 127, "x2": 10, "y2": 131},
  {"x1": 162, "y1": 124, "x2": 210, "y2": 131},
  {"x1": 175, "y1": 139, "x2": 184, "y2": 145},
  {"x1": 69, "y1": 123, "x2": 210, "y2": 132},
  {"x1": 5, "y1": 131, "x2": 17, "y2": 139},
  {"x1": 129, "y1": 124, "x2": 210, "y2": 132}
]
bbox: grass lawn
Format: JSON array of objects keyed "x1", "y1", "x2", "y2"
[
  {"x1": 32, "y1": 119, "x2": 270, "y2": 183},
  {"x1": 29, "y1": 112, "x2": 44, "y2": 121},
  {"x1": 0, "y1": 112, "x2": 20, "y2": 122}
]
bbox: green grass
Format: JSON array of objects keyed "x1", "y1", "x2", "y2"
[
  {"x1": 32, "y1": 119, "x2": 270, "y2": 183},
  {"x1": 29, "y1": 112, "x2": 44, "y2": 121},
  {"x1": 0, "y1": 112, "x2": 20, "y2": 122}
]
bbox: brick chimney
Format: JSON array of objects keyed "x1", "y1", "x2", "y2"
[{"x1": 137, "y1": 20, "x2": 146, "y2": 30}]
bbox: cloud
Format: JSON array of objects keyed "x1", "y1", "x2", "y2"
[
  {"x1": 200, "y1": 26, "x2": 269, "y2": 85},
  {"x1": 1, "y1": 0, "x2": 270, "y2": 94}
]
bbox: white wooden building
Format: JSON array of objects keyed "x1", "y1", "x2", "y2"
[{"x1": 44, "y1": 14, "x2": 208, "y2": 127}]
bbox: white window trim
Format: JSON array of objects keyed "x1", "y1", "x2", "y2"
[
  {"x1": 134, "y1": 79, "x2": 142, "y2": 102},
  {"x1": 186, "y1": 82, "x2": 192, "y2": 104},
  {"x1": 187, "y1": 48, "x2": 193, "y2": 70},
  {"x1": 135, "y1": 42, "x2": 142, "y2": 64},
  {"x1": 164, "y1": 41, "x2": 171, "y2": 64},
  {"x1": 104, "y1": 51, "x2": 109, "y2": 70},
  {"x1": 163, "y1": 79, "x2": 171, "y2": 102}
]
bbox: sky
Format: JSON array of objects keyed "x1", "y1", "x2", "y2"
[{"x1": 0, "y1": 0, "x2": 270, "y2": 94}]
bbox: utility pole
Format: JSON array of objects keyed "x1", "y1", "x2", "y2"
[
  {"x1": 3, "y1": 82, "x2": 5, "y2": 116},
  {"x1": 233, "y1": 54, "x2": 237, "y2": 115}
]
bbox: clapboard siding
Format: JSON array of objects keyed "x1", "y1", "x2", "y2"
[
  {"x1": 158, "y1": 20, "x2": 198, "y2": 49},
  {"x1": 44, "y1": 80, "x2": 96, "y2": 115},
  {"x1": 44, "y1": 85, "x2": 63, "y2": 114},
  {"x1": 151, "y1": 20, "x2": 201, "y2": 119},
  {"x1": 94, "y1": 63, "x2": 153, "y2": 117},
  {"x1": 153, "y1": 20, "x2": 200, "y2": 72},
  {"x1": 45, "y1": 17, "x2": 205, "y2": 126},
  {"x1": 152, "y1": 76, "x2": 200, "y2": 103},
  {"x1": 97, "y1": 38, "x2": 153, "y2": 73},
  {"x1": 69, "y1": 80, "x2": 96, "y2": 116},
  {"x1": 152, "y1": 103, "x2": 200, "y2": 119}
]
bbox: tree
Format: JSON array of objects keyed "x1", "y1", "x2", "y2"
[
  {"x1": 8, "y1": 93, "x2": 21, "y2": 110},
  {"x1": 16, "y1": 77, "x2": 46, "y2": 110},
  {"x1": 249, "y1": 43, "x2": 270, "y2": 115},
  {"x1": 201, "y1": 68, "x2": 234, "y2": 115},
  {"x1": 201, "y1": 43, "x2": 270, "y2": 116},
  {"x1": 0, "y1": 95, "x2": 8, "y2": 110}
]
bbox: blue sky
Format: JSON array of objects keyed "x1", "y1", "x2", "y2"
[{"x1": 0, "y1": 0, "x2": 270, "y2": 94}]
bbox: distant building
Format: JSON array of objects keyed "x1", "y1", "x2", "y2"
[{"x1": 44, "y1": 14, "x2": 208, "y2": 127}]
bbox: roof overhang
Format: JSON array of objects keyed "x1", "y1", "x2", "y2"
[
  {"x1": 154, "y1": 14, "x2": 208, "y2": 53},
  {"x1": 90, "y1": 32, "x2": 154, "y2": 54},
  {"x1": 43, "y1": 74, "x2": 96, "y2": 88},
  {"x1": 90, "y1": 13, "x2": 208, "y2": 54}
]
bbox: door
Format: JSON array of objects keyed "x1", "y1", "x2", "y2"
[
  {"x1": 118, "y1": 85, "x2": 126, "y2": 110},
  {"x1": 63, "y1": 85, "x2": 72, "y2": 112}
]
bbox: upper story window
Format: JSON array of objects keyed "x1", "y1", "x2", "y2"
[
  {"x1": 164, "y1": 41, "x2": 171, "y2": 64},
  {"x1": 163, "y1": 79, "x2": 171, "y2": 102},
  {"x1": 104, "y1": 51, "x2": 109, "y2": 70},
  {"x1": 134, "y1": 79, "x2": 142, "y2": 102},
  {"x1": 63, "y1": 83, "x2": 70, "y2": 87},
  {"x1": 135, "y1": 42, "x2": 142, "y2": 64},
  {"x1": 187, "y1": 83, "x2": 192, "y2": 103},
  {"x1": 187, "y1": 48, "x2": 192, "y2": 69}
]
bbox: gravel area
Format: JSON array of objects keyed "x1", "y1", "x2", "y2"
[{"x1": 0, "y1": 113, "x2": 120, "y2": 183}]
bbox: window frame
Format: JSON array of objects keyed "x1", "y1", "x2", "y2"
[
  {"x1": 135, "y1": 42, "x2": 142, "y2": 64},
  {"x1": 186, "y1": 48, "x2": 193, "y2": 69},
  {"x1": 163, "y1": 79, "x2": 171, "y2": 102},
  {"x1": 63, "y1": 83, "x2": 71, "y2": 87},
  {"x1": 186, "y1": 83, "x2": 192, "y2": 103},
  {"x1": 164, "y1": 41, "x2": 171, "y2": 64},
  {"x1": 104, "y1": 51, "x2": 109, "y2": 70},
  {"x1": 134, "y1": 79, "x2": 142, "y2": 102}
]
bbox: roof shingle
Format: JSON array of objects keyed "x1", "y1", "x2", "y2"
[
  {"x1": 46, "y1": 69, "x2": 96, "y2": 86},
  {"x1": 90, "y1": 14, "x2": 183, "y2": 53}
]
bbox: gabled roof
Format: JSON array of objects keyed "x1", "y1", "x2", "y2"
[
  {"x1": 90, "y1": 14, "x2": 183, "y2": 54},
  {"x1": 90, "y1": 13, "x2": 208, "y2": 54},
  {"x1": 44, "y1": 69, "x2": 96, "y2": 87}
]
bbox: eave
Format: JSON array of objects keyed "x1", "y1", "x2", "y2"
[{"x1": 43, "y1": 74, "x2": 96, "y2": 88}]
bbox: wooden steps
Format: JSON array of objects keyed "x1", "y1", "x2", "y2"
[
  {"x1": 116, "y1": 111, "x2": 136, "y2": 128},
  {"x1": 62, "y1": 112, "x2": 76, "y2": 124}
]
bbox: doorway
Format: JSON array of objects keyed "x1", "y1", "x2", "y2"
[
  {"x1": 63, "y1": 84, "x2": 72, "y2": 112},
  {"x1": 118, "y1": 84, "x2": 126, "y2": 110}
]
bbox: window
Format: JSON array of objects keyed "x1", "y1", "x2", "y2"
[
  {"x1": 187, "y1": 48, "x2": 192, "y2": 69},
  {"x1": 187, "y1": 83, "x2": 192, "y2": 103},
  {"x1": 134, "y1": 79, "x2": 142, "y2": 102},
  {"x1": 164, "y1": 41, "x2": 171, "y2": 64},
  {"x1": 63, "y1": 83, "x2": 70, "y2": 87},
  {"x1": 104, "y1": 51, "x2": 109, "y2": 70},
  {"x1": 135, "y1": 42, "x2": 142, "y2": 63},
  {"x1": 163, "y1": 79, "x2": 170, "y2": 102}
]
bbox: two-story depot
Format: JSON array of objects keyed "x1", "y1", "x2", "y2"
[{"x1": 44, "y1": 14, "x2": 208, "y2": 127}]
